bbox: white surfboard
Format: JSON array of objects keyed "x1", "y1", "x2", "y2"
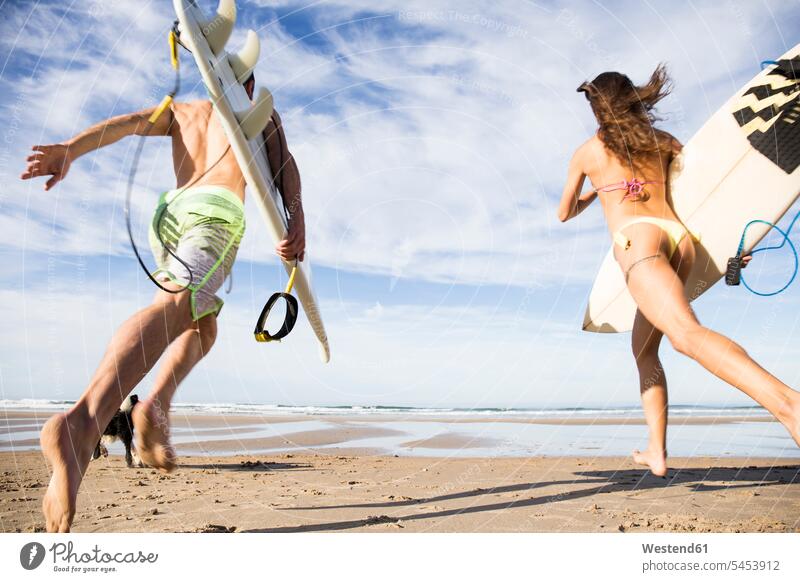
[
  {"x1": 583, "y1": 44, "x2": 800, "y2": 333},
  {"x1": 172, "y1": 0, "x2": 330, "y2": 361}
]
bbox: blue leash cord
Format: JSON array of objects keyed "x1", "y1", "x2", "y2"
[
  {"x1": 733, "y1": 58, "x2": 799, "y2": 296},
  {"x1": 736, "y1": 209, "x2": 800, "y2": 296}
]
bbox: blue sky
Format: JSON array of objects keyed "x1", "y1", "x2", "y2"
[{"x1": 1, "y1": 0, "x2": 799, "y2": 409}]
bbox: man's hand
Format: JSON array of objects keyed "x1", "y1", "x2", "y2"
[
  {"x1": 21, "y1": 107, "x2": 171, "y2": 192},
  {"x1": 21, "y1": 144, "x2": 72, "y2": 190},
  {"x1": 276, "y1": 216, "x2": 306, "y2": 262}
]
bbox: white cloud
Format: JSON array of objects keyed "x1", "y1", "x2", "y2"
[
  {"x1": 3, "y1": 270, "x2": 797, "y2": 409},
  {"x1": 5, "y1": 0, "x2": 797, "y2": 289}
]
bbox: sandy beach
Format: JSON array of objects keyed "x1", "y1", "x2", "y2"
[
  {"x1": 2, "y1": 451, "x2": 799, "y2": 533},
  {"x1": 1, "y1": 409, "x2": 799, "y2": 533}
]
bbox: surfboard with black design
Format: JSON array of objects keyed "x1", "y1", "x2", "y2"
[
  {"x1": 733, "y1": 56, "x2": 800, "y2": 174},
  {"x1": 173, "y1": 0, "x2": 330, "y2": 361},
  {"x1": 584, "y1": 44, "x2": 800, "y2": 333}
]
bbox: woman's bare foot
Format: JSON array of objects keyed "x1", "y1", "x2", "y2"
[
  {"x1": 40, "y1": 412, "x2": 94, "y2": 532},
  {"x1": 133, "y1": 398, "x2": 176, "y2": 473},
  {"x1": 777, "y1": 394, "x2": 800, "y2": 448},
  {"x1": 632, "y1": 447, "x2": 668, "y2": 477}
]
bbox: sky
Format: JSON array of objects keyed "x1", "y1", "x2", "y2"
[{"x1": 0, "y1": 0, "x2": 799, "y2": 409}]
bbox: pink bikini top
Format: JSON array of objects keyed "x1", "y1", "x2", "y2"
[{"x1": 594, "y1": 178, "x2": 662, "y2": 203}]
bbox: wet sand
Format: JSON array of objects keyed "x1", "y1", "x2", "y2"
[{"x1": 3, "y1": 409, "x2": 795, "y2": 460}]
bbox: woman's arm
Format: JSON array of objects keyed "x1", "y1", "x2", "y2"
[{"x1": 558, "y1": 150, "x2": 595, "y2": 222}]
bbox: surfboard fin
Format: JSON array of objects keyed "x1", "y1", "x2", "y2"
[
  {"x1": 228, "y1": 30, "x2": 260, "y2": 84},
  {"x1": 201, "y1": 0, "x2": 236, "y2": 56},
  {"x1": 235, "y1": 87, "x2": 274, "y2": 140}
]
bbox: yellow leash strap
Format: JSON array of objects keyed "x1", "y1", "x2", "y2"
[
  {"x1": 168, "y1": 28, "x2": 179, "y2": 69},
  {"x1": 148, "y1": 30, "x2": 180, "y2": 124},
  {"x1": 285, "y1": 263, "x2": 297, "y2": 294},
  {"x1": 149, "y1": 96, "x2": 173, "y2": 124}
]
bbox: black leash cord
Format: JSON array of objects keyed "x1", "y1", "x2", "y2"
[
  {"x1": 124, "y1": 23, "x2": 233, "y2": 295},
  {"x1": 124, "y1": 126, "x2": 232, "y2": 294}
]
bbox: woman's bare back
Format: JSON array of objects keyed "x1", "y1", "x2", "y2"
[{"x1": 578, "y1": 134, "x2": 680, "y2": 234}]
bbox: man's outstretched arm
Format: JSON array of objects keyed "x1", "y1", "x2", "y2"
[{"x1": 21, "y1": 105, "x2": 173, "y2": 190}]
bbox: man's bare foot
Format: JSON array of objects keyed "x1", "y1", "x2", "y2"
[
  {"x1": 133, "y1": 399, "x2": 176, "y2": 473},
  {"x1": 40, "y1": 413, "x2": 94, "y2": 532},
  {"x1": 632, "y1": 447, "x2": 668, "y2": 477}
]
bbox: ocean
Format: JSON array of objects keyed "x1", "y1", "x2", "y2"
[{"x1": 0, "y1": 399, "x2": 775, "y2": 418}]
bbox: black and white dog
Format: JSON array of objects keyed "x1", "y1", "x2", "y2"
[{"x1": 92, "y1": 394, "x2": 144, "y2": 468}]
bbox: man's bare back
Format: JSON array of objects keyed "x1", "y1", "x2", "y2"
[{"x1": 170, "y1": 100, "x2": 245, "y2": 199}]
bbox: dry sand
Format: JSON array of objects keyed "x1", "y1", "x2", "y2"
[{"x1": 1, "y1": 450, "x2": 798, "y2": 533}]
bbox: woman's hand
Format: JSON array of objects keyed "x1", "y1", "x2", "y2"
[
  {"x1": 21, "y1": 144, "x2": 72, "y2": 190},
  {"x1": 559, "y1": 148, "x2": 590, "y2": 222},
  {"x1": 276, "y1": 215, "x2": 306, "y2": 262}
]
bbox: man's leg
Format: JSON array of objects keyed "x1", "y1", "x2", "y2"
[
  {"x1": 134, "y1": 314, "x2": 217, "y2": 471},
  {"x1": 40, "y1": 288, "x2": 194, "y2": 532}
]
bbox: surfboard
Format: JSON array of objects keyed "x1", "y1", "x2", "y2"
[
  {"x1": 583, "y1": 44, "x2": 800, "y2": 333},
  {"x1": 172, "y1": 0, "x2": 330, "y2": 362}
]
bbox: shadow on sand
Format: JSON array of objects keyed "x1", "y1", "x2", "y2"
[
  {"x1": 242, "y1": 464, "x2": 799, "y2": 532},
  {"x1": 180, "y1": 460, "x2": 313, "y2": 472}
]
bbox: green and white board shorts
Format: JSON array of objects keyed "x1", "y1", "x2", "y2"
[{"x1": 148, "y1": 185, "x2": 246, "y2": 320}]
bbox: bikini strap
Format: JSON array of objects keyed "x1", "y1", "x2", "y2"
[
  {"x1": 594, "y1": 178, "x2": 662, "y2": 204},
  {"x1": 619, "y1": 178, "x2": 661, "y2": 202}
]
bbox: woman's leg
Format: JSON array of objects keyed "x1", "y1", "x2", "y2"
[
  {"x1": 631, "y1": 310, "x2": 668, "y2": 476},
  {"x1": 623, "y1": 237, "x2": 800, "y2": 448}
]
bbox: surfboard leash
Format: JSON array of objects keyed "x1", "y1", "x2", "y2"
[
  {"x1": 726, "y1": 58, "x2": 800, "y2": 297},
  {"x1": 253, "y1": 128, "x2": 300, "y2": 343},
  {"x1": 727, "y1": 210, "x2": 800, "y2": 296},
  {"x1": 252, "y1": 196, "x2": 300, "y2": 343},
  {"x1": 253, "y1": 259, "x2": 299, "y2": 342},
  {"x1": 125, "y1": 25, "x2": 195, "y2": 295},
  {"x1": 125, "y1": 24, "x2": 235, "y2": 295}
]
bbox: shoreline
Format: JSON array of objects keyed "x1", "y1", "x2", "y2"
[{"x1": 0, "y1": 408, "x2": 778, "y2": 425}]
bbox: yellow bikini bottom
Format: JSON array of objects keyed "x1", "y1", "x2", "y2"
[{"x1": 613, "y1": 216, "x2": 694, "y2": 259}]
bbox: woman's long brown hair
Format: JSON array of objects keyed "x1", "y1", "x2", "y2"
[{"x1": 578, "y1": 64, "x2": 674, "y2": 167}]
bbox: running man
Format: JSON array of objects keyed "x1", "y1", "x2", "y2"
[{"x1": 20, "y1": 75, "x2": 304, "y2": 532}]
